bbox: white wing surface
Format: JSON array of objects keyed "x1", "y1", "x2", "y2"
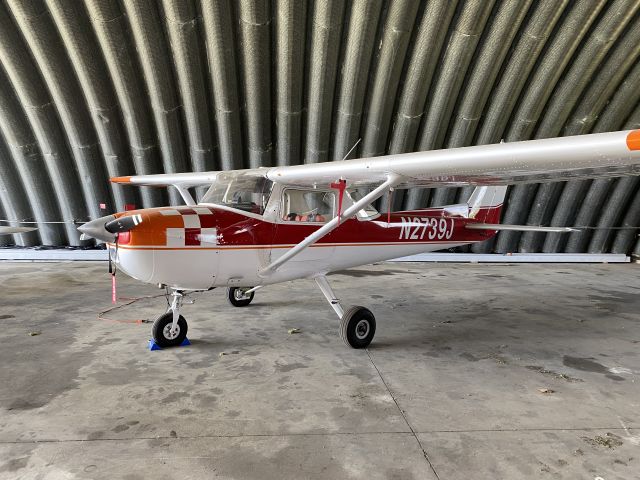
[{"x1": 112, "y1": 130, "x2": 640, "y2": 189}]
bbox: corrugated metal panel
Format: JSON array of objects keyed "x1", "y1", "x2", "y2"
[{"x1": 0, "y1": 0, "x2": 638, "y2": 254}]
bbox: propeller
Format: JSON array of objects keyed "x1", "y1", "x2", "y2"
[
  {"x1": 104, "y1": 214, "x2": 143, "y2": 234},
  {"x1": 78, "y1": 214, "x2": 142, "y2": 242}
]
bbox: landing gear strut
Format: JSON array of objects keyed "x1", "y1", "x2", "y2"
[
  {"x1": 151, "y1": 289, "x2": 189, "y2": 348},
  {"x1": 315, "y1": 275, "x2": 376, "y2": 349}
]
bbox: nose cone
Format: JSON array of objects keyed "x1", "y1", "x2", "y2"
[{"x1": 78, "y1": 215, "x2": 116, "y2": 243}]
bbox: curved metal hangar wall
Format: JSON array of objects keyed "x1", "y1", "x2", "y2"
[{"x1": 0, "y1": 0, "x2": 639, "y2": 254}]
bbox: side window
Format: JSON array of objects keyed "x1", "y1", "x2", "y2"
[
  {"x1": 282, "y1": 190, "x2": 335, "y2": 223},
  {"x1": 345, "y1": 189, "x2": 380, "y2": 220}
]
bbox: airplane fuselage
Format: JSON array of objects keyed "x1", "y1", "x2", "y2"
[{"x1": 110, "y1": 203, "x2": 501, "y2": 290}]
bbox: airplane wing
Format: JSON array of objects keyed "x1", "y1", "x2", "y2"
[
  {"x1": 111, "y1": 171, "x2": 220, "y2": 187},
  {"x1": 111, "y1": 130, "x2": 640, "y2": 190},
  {"x1": 111, "y1": 172, "x2": 221, "y2": 206},
  {"x1": 266, "y1": 130, "x2": 640, "y2": 188}
]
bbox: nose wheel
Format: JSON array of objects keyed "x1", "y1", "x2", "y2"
[
  {"x1": 151, "y1": 289, "x2": 190, "y2": 348},
  {"x1": 152, "y1": 312, "x2": 188, "y2": 348}
]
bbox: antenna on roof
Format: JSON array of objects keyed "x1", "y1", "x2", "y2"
[{"x1": 341, "y1": 138, "x2": 361, "y2": 161}]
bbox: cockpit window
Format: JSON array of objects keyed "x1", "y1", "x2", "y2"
[
  {"x1": 201, "y1": 173, "x2": 273, "y2": 215},
  {"x1": 282, "y1": 189, "x2": 335, "y2": 223}
]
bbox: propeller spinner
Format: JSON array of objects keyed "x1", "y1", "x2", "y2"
[
  {"x1": 105, "y1": 214, "x2": 143, "y2": 234},
  {"x1": 78, "y1": 214, "x2": 143, "y2": 242}
]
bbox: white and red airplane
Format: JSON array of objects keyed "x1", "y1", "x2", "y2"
[{"x1": 78, "y1": 130, "x2": 640, "y2": 349}]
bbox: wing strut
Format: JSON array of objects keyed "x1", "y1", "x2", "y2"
[
  {"x1": 174, "y1": 185, "x2": 196, "y2": 206},
  {"x1": 260, "y1": 175, "x2": 401, "y2": 277}
]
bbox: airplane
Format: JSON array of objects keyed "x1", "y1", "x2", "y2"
[{"x1": 78, "y1": 129, "x2": 640, "y2": 349}]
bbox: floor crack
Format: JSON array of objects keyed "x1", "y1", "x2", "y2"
[{"x1": 366, "y1": 349, "x2": 441, "y2": 480}]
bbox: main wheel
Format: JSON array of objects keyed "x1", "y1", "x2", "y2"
[
  {"x1": 227, "y1": 287, "x2": 254, "y2": 307},
  {"x1": 151, "y1": 312, "x2": 188, "y2": 348},
  {"x1": 340, "y1": 306, "x2": 376, "y2": 349}
]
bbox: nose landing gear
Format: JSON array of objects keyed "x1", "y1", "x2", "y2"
[
  {"x1": 151, "y1": 312, "x2": 188, "y2": 348},
  {"x1": 151, "y1": 289, "x2": 189, "y2": 348}
]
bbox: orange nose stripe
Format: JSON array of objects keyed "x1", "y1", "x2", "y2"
[{"x1": 627, "y1": 130, "x2": 640, "y2": 151}]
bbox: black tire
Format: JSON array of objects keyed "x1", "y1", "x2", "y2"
[
  {"x1": 227, "y1": 287, "x2": 254, "y2": 307},
  {"x1": 340, "y1": 306, "x2": 376, "y2": 349},
  {"x1": 152, "y1": 312, "x2": 188, "y2": 348}
]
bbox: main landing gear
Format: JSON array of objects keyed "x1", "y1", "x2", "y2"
[
  {"x1": 227, "y1": 287, "x2": 255, "y2": 307},
  {"x1": 315, "y1": 275, "x2": 376, "y2": 349},
  {"x1": 151, "y1": 282, "x2": 375, "y2": 350}
]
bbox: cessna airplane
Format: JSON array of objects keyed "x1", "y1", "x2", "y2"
[{"x1": 78, "y1": 130, "x2": 640, "y2": 349}]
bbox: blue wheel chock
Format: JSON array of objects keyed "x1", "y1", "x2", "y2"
[{"x1": 148, "y1": 338, "x2": 191, "y2": 351}]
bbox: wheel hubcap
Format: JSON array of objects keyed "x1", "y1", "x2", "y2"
[
  {"x1": 163, "y1": 323, "x2": 180, "y2": 340},
  {"x1": 355, "y1": 319, "x2": 370, "y2": 340},
  {"x1": 235, "y1": 289, "x2": 249, "y2": 300}
]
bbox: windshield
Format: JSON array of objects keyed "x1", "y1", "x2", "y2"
[{"x1": 201, "y1": 172, "x2": 273, "y2": 215}]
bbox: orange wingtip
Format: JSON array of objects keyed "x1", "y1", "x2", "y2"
[
  {"x1": 627, "y1": 130, "x2": 640, "y2": 151},
  {"x1": 111, "y1": 176, "x2": 132, "y2": 183}
]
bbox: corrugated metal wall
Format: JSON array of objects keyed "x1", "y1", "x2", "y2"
[{"x1": 0, "y1": 0, "x2": 638, "y2": 255}]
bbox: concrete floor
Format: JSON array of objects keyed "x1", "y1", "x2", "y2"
[{"x1": 0, "y1": 261, "x2": 638, "y2": 479}]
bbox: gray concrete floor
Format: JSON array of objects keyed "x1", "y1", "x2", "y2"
[{"x1": 0, "y1": 261, "x2": 638, "y2": 479}]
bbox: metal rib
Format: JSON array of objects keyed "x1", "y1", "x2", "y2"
[
  {"x1": 8, "y1": 0, "x2": 113, "y2": 221},
  {"x1": 122, "y1": 0, "x2": 188, "y2": 205},
  {"x1": 85, "y1": 0, "x2": 166, "y2": 208},
  {"x1": 304, "y1": 0, "x2": 346, "y2": 164},
  {"x1": 0, "y1": 66, "x2": 63, "y2": 245},
  {"x1": 201, "y1": 0, "x2": 244, "y2": 171},
  {"x1": 331, "y1": 0, "x2": 383, "y2": 162},
  {"x1": 236, "y1": 0, "x2": 273, "y2": 168},
  {"x1": 0, "y1": 2, "x2": 84, "y2": 244}
]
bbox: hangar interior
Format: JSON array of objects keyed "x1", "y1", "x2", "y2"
[
  {"x1": 0, "y1": 1, "x2": 640, "y2": 479},
  {"x1": 0, "y1": 0, "x2": 639, "y2": 255}
]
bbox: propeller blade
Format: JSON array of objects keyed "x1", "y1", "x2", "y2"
[
  {"x1": 0, "y1": 226, "x2": 38, "y2": 235},
  {"x1": 104, "y1": 214, "x2": 143, "y2": 234}
]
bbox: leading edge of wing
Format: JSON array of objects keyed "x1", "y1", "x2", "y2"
[
  {"x1": 266, "y1": 130, "x2": 640, "y2": 188},
  {"x1": 111, "y1": 171, "x2": 220, "y2": 187},
  {"x1": 109, "y1": 130, "x2": 640, "y2": 190}
]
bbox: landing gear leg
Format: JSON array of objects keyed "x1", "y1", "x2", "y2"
[
  {"x1": 152, "y1": 289, "x2": 188, "y2": 348},
  {"x1": 314, "y1": 275, "x2": 344, "y2": 318},
  {"x1": 314, "y1": 275, "x2": 376, "y2": 349}
]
